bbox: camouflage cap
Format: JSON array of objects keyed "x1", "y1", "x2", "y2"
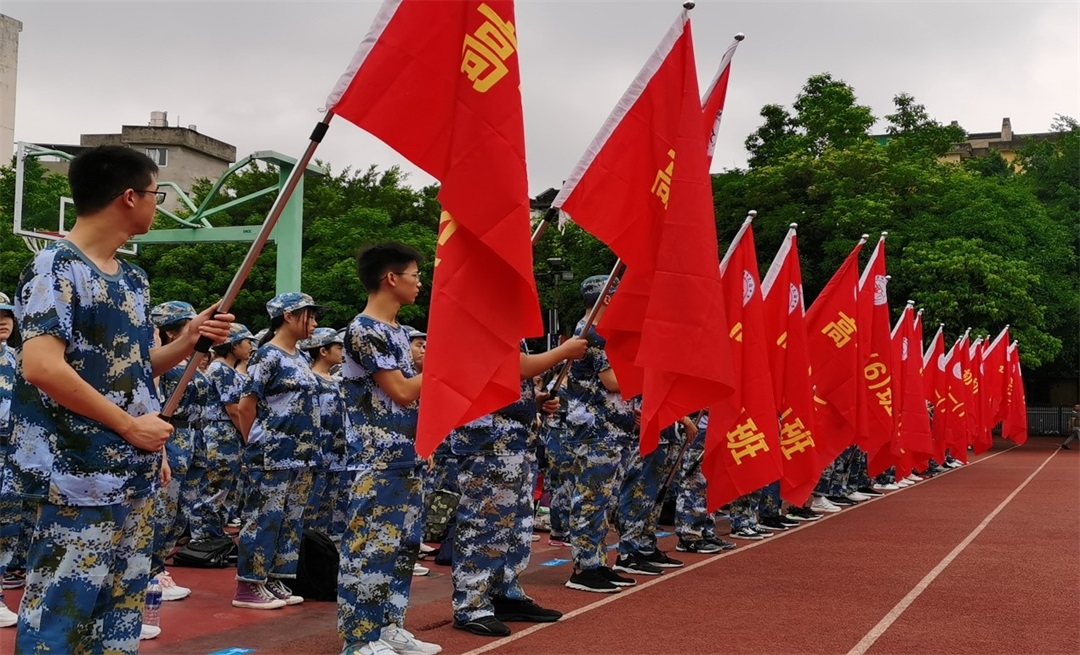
[
  {"x1": 253, "y1": 328, "x2": 269, "y2": 344},
  {"x1": 298, "y1": 327, "x2": 344, "y2": 350},
  {"x1": 223, "y1": 322, "x2": 255, "y2": 346},
  {"x1": 581, "y1": 274, "x2": 619, "y2": 305},
  {"x1": 266, "y1": 292, "x2": 325, "y2": 319},
  {"x1": 0, "y1": 292, "x2": 13, "y2": 313},
  {"x1": 403, "y1": 325, "x2": 426, "y2": 340},
  {"x1": 150, "y1": 301, "x2": 197, "y2": 328}
]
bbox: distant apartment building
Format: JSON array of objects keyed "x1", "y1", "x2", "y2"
[
  {"x1": 941, "y1": 117, "x2": 1063, "y2": 167},
  {"x1": 38, "y1": 111, "x2": 236, "y2": 213},
  {"x1": 1, "y1": 14, "x2": 22, "y2": 164}
]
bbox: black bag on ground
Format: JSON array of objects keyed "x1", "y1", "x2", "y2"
[
  {"x1": 171, "y1": 537, "x2": 237, "y2": 568},
  {"x1": 289, "y1": 529, "x2": 339, "y2": 602}
]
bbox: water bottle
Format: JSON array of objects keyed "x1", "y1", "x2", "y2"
[{"x1": 144, "y1": 578, "x2": 162, "y2": 627}]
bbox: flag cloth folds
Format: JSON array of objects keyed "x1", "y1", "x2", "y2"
[
  {"x1": 855, "y1": 235, "x2": 896, "y2": 460},
  {"x1": 703, "y1": 217, "x2": 783, "y2": 510},
  {"x1": 892, "y1": 304, "x2": 934, "y2": 471},
  {"x1": 945, "y1": 331, "x2": 972, "y2": 462},
  {"x1": 553, "y1": 8, "x2": 734, "y2": 452},
  {"x1": 982, "y1": 326, "x2": 1010, "y2": 427},
  {"x1": 1002, "y1": 341, "x2": 1029, "y2": 445},
  {"x1": 702, "y1": 34, "x2": 743, "y2": 162},
  {"x1": 968, "y1": 338, "x2": 992, "y2": 454},
  {"x1": 806, "y1": 237, "x2": 866, "y2": 464},
  {"x1": 761, "y1": 225, "x2": 821, "y2": 506},
  {"x1": 327, "y1": 0, "x2": 542, "y2": 455},
  {"x1": 922, "y1": 324, "x2": 949, "y2": 462}
]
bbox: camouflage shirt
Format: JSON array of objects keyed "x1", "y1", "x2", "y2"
[
  {"x1": 451, "y1": 342, "x2": 538, "y2": 455},
  {"x1": 565, "y1": 319, "x2": 636, "y2": 443},
  {"x1": 157, "y1": 363, "x2": 208, "y2": 471},
  {"x1": 203, "y1": 360, "x2": 245, "y2": 423},
  {"x1": 0, "y1": 343, "x2": 15, "y2": 452},
  {"x1": 315, "y1": 373, "x2": 348, "y2": 472},
  {"x1": 340, "y1": 315, "x2": 419, "y2": 471},
  {"x1": 244, "y1": 344, "x2": 321, "y2": 470},
  {"x1": 11, "y1": 240, "x2": 161, "y2": 506}
]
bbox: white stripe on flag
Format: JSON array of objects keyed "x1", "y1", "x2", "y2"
[
  {"x1": 761, "y1": 225, "x2": 796, "y2": 298},
  {"x1": 325, "y1": 0, "x2": 404, "y2": 111}
]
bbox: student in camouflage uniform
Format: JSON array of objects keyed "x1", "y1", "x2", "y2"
[
  {"x1": 539, "y1": 412, "x2": 573, "y2": 546},
  {"x1": 188, "y1": 322, "x2": 253, "y2": 542},
  {"x1": 337, "y1": 243, "x2": 441, "y2": 655},
  {"x1": 673, "y1": 414, "x2": 736, "y2": 553},
  {"x1": 613, "y1": 422, "x2": 684, "y2": 571},
  {"x1": 234, "y1": 292, "x2": 323, "y2": 609},
  {"x1": 148, "y1": 301, "x2": 207, "y2": 603},
  {"x1": 0, "y1": 293, "x2": 18, "y2": 627},
  {"x1": 562, "y1": 275, "x2": 640, "y2": 594},
  {"x1": 450, "y1": 337, "x2": 585, "y2": 637},
  {"x1": 300, "y1": 327, "x2": 349, "y2": 540},
  {"x1": 9, "y1": 146, "x2": 232, "y2": 654}
]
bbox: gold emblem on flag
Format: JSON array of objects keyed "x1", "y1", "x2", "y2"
[
  {"x1": 729, "y1": 321, "x2": 743, "y2": 343},
  {"x1": 435, "y1": 211, "x2": 458, "y2": 267},
  {"x1": 651, "y1": 149, "x2": 675, "y2": 209},
  {"x1": 779, "y1": 408, "x2": 815, "y2": 460},
  {"x1": 461, "y1": 3, "x2": 517, "y2": 93},
  {"x1": 726, "y1": 415, "x2": 770, "y2": 464},
  {"x1": 864, "y1": 358, "x2": 893, "y2": 417},
  {"x1": 822, "y1": 311, "x2": 856, "y2": 348}
]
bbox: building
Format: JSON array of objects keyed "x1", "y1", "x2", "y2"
[
  {"x1": 38, "y1": 111, "x2": 236, "y2": 213},
  {"x1": 0, "y1": 14, "x2": 22, "y2": 164},
  {"x1": 941, "y1": 117, "x2": 1064, "y2": 167}
]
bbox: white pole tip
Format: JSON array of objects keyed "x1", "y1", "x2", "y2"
[{"x1": 747, "y1": 210, "x2": 757, "y2": 218}]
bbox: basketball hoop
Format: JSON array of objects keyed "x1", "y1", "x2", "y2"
[{"x1": 21, "y1": 231, "x2": 62, "y2": 254}]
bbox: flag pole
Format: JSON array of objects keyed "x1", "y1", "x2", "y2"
[
  {"x1": 654, "y1": 410, "x2": 705, "y2": 503},
  {"x1": 531, "y1": 207, "x2": 558, "y2": 245},
  {"x1": 546, "y1": 257, "x2": 625, "y2": 395},
  {"x1": 160, "y1": 114, "x2": 334, "y2": 419}
]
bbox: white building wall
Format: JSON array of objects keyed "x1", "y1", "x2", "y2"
[{"x1": 0, "y1": 15, "x2": 22, "y2": 164}]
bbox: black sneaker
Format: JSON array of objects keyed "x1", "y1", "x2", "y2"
[
  {"x1": 597, "y1": 566, "x2": 636, "y2": 587},
  {"x1": 565, "y1": 568, "x2": 619, "y2": 593},
  {"x1": 729, "y1": 526, "x2": 765, "y2": 540},
  {"x1": 758, "y1": 516, "x2": 790, "y2": 531},
  {"x1": 776, "y1": 515, "x2": 800, "y2": 528},
  {"x1": 453, "y1": 614, "x2": 512, "y2": 636},
  {"x1": 676, "y1": 538, "x2": 722, "y2": 554},
  {"x1": 613, "y1": 553, "x2": 663, "y2": 576},
  {"x1": 702, "y1": 534, "x2": 737, "y2": 550},
  {"x1": 785, "y1": 506, "x2": 822, "y2": 522},
  {"x1": 642, "y1": 550, "x2": 684, "y2": 568},
  {"x1": 493, "y1": 597, "x2": 562, "y2": 623},
  {"x1": 827, "y1": 495, "x2": 858, "y2": 506},
  {"x1": 856, "y1": 486, "x2": 884, "y2": 497}
]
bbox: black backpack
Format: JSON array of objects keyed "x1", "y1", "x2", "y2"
[
  {"x1": 289, "y1": 530, "x2": 339, "y2": 601},
  {"x1": 171, "y1": 537, "x2": 237, "y2": 568}
]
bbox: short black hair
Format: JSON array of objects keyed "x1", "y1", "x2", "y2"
[
  {"x1": 355, "y1": 242, "x2": 423, "y2": 292},
  {"x1": 68, "y1": 145, "x2": 158, "y2": 216}
]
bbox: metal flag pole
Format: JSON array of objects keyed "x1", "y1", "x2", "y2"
[
  {"x1": 545, "y1": 257, "x2": 625, "y2": 396},
  {"x1": 654, "y1": 410, "x2": 706, "y2": 503},
  {"x1": 159, "y1": 114, "x2": 334, "y2": 419},
  {"x1": 531, "y1": 207, "x2": 558, "y2": 245}
]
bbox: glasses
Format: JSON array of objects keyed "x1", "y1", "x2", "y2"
[
  {"x1": 135, "y1": 189, "x2": 168, "y2": 205},
  {"x1": 384, "y1": 270, "x2": 422, "y2": 282}
]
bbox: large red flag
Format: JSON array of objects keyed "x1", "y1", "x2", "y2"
[
  {"x1": 761, "y1": 225, "x2": 822, "y2": 505},
  {"x1": 806, "y1": 237, "x2": 867, "y2": 464},
  {"x1": 922, "y1": 323, "x2": 949, "y2": 462},
  {"x1": 983, "y1": 326, "x2": 1010, "y2": 427},
  {"x1": 553, "y1": 8, "x2": 734, "y2": 452},
  {"x1": 945, "y1": 331, "x2": 972, "y2": 462},
  {"x1": 968, "y1": 337, "x2": 993, "y2": 454},
  {"x1": 702, "y1": 34, "x2": 744, "y2": 164},
  {"x1": 327, "y1": 0, "x2": 542, "y2": 455},
  {"x1": 893, "y1": 303, "x2": 934, "y2": 470},
  {"x1": 856, "y1": 234, "x2": 897, "y2": 459},
  {"x1": 703, "y1": 216, "x2": 783, "y2": 509},
  {"x1": 1002, "y1": 341, "x2": 1029, "y2": 445}
]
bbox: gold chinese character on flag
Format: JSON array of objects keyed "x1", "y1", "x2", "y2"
[
  {"x1": 726, "y1": 416, "x2": 770, "y2": 464},
  {"x1": 821, "y1": 311, "x2": 856, "y2": 348},
  {"x1": 461, "y1": 3, "x2": 518, "y2": 93},
  {"x1": 779, "y1": 408, "x2": 815, "y2": 460},
  {"x1": 651, "y1": 149, "x2": 675, "y2": 209}
]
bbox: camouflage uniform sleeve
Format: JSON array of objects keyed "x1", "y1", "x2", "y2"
[
  {"x1": 352, "y1": 323, "x2": 399, "y2": 374},
  {"x1": 17, "y1": 254, "x2": 75, "y2": 344},
  {"x1": 244, "y1": 348, "x2": 275, "y2": 400}
]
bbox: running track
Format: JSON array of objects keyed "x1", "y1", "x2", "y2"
[{"x1": 1, "y1": 437, "x2": 1076, "y2": 654}]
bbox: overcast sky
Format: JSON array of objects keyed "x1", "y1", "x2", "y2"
[{"x1": 4, "y1": 0, "x2": 1078, "y2": 196}]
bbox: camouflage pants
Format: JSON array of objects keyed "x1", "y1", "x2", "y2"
[
  {"x1": 875, "y1": 466, "x2": 897, "y2": 485},
  {"x1": 237, "y1": 467, "x2": 314, "y2": 582},
  {"x1": 540, "y1": 423, "x2": 574, "y2": 539},
  {"x1": 758, "y1": 481, "x2": 782, "y2": 519},
  {"x1": 814, "y1": 452, "x2": 847, "y2": 497},
  {"x1": 16, "y1": 497, "x2": 154, "y2": 655},
  {"x1": 338, "y1": 466, "x2": 423, "y2": 645},
  {"x1": 728, "y1": 490, "x2": 761, "y2": 531},
  {"x1": 674, "y1": 428, "x2": 715, "y2": 540},
  {"x1": 568, "y1": 440, "x2": 624, "y2": 570},
  {"x1": 846, "y1": 448, "x2": 873, "y2": 490},
  {"x1": 150, "y1": 461, "x2": 199, "y2": 575},
  {"x1": 188, "y1": 421, "x2": 242, "y2": 541},
  {"x1": 452, "y1": 451, "x2": 536, "y2": 622},
  {"x1": 308, "y1": 469, "x2": 350, "y2": 541},
  {"x1": 0, "y1": 462, "x2": 35, "y2": 602},
  {"x1": 615, "y1": 443, "x2": 667, "y2": 556}
]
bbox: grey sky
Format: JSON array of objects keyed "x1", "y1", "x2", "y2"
[{"x1": 4, "y1": 0, "x2": 1078, "y2": 196}]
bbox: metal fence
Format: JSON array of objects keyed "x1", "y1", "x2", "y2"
[{"x1": 1027, "y1": 406, "x2": 1075, "y2": 436}]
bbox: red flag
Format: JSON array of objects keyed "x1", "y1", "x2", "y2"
[
  {"x1": 806, "y1": 237, "x2": 867, "y2": 464},
  {"x1": 856, "y1": 235, "x2": 897, "y2": 459},
  {"x1": 922, "y1": 323, "x2": 949, "y2": 462},
  {"x1": 702, "y1": 217, "x2": 783, "y2": 509},
  {"x1": 761, "y1": 225, "x2": 822, "y2": 506},
  {"x1": 891, "y1": 304, "x2": 934, "y2": 470},
  {"x1": 327, "y1": 0, "x2": 542, "y2": 455},
  {"x1": 702, "y1": 34, "x2": 744, "y2": 164},
  {"x1": 553, "y1": 9, "x2": 734, "y2": 452},
  {"x1": 1002, "y1": 341, "x2": 1029, "y2": 445},
  {"x1": 968, "y1": 338, "x2": 992, "y2": 454},
  {"x1": 982, "y1": 326, "x2": 1010, "y2": 426},
  {"x1": 945, "y1": 332, "x2": 972, "y2": 462}
]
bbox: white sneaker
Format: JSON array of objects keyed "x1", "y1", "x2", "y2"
[
  {"x1": 139, "y1": 624, "x2": 162, "y2": 640},
  {"x1": 896, "y1": 478, "x2": 914, "y2": 487},
  {"x1": 811, "y1": 496, "x2": 841, "y2": 513},
  {"x1": 906, "y1": 474, "x2": 924, "y2": 482},
  {"x1": 872, "y1": 483, "x2": 899, "y2": 491},
  {"x1": 946, "y1": 459, "x2": 964, "y2": 468},
  {"x1": 418, "y1": 543, "x2": 437, "y2": 555},
  {"x1": 0, "y1": 601, "x2": 17, "y2": 628},
  {"x1": 845, "y1": 492, "x2": 871, "y2": 502},
  {"x1": 412, "y1": 563, "x2": 429, "y2": 577},
  {"x1": 157, "y1": 570, "x2": 192, "y2": 601},
  {"x1": 380, "y1": 625, "x2": 442, "y2": 655},
  {"x1": 345, "y1": 640, "x2": 398, "y2": 655}
]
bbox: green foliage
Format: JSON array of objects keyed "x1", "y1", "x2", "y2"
[{"x1": 0, "y1": 157, "x2": 72, "y2": 290}]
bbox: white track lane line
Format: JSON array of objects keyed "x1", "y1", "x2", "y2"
[
  {"x1": 461, "y1": 446, "x2": 1018, "y2": 655},
  {"x1": 846, "y1": 446, "x2": 1060, "y2": 655}
]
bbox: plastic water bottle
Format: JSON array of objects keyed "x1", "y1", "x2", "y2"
[{"x1": 144, "y1": 578, "x2": 162, "y2": 627}]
